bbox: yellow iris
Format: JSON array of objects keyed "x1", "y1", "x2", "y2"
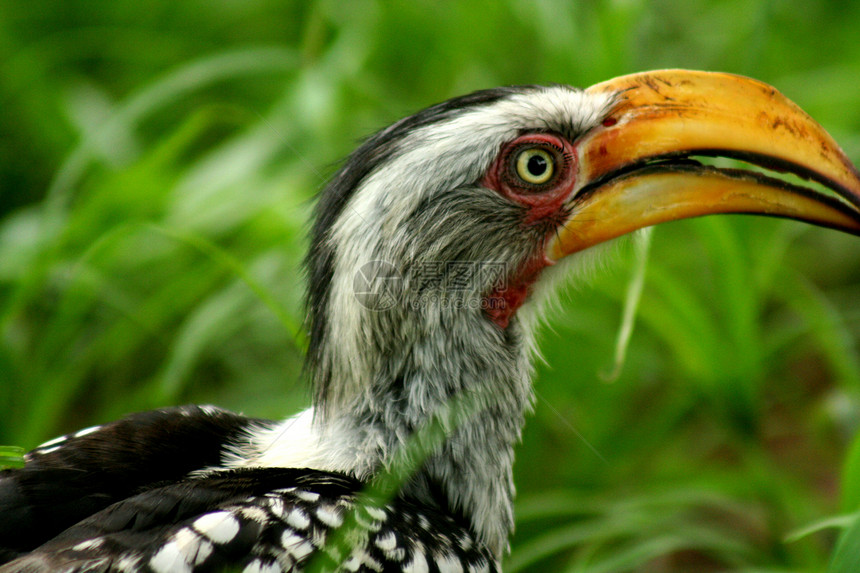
[{"x1": 515, "y1": 148, "x2": 555, "y2": 185}]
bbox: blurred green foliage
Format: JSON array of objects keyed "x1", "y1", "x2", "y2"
[{"x1": 2, "y1": 0, "x2": 860, "y2": 571}]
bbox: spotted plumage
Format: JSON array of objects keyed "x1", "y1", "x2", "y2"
[{"x1": 2, "y1": 416, "x2": 497, "y2": 572}]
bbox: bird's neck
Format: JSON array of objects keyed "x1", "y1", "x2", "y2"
[
  {"x1": 332, "y1": 317, "x2": 535, "y2": 555},
  {"x1": 248, "y1": 310, "x2": 536, "y2": 556}
]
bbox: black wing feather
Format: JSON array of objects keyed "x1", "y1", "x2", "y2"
[
  {"x1": 1, "y1": 467, "x2": 498, "y2": 572},
  {"x1": 0, "y1": 406, "x2": 266, "y2": 562}
]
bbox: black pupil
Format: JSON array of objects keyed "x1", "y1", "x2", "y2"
[{"x1": 527, "y1": 154, "x2": 548, "y2": 177}]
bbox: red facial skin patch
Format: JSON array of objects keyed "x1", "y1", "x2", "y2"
[{"x1": 479, "y1": 133, "x2": 578, "y2": 328}]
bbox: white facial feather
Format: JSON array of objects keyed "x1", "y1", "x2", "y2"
[{"x1": 325, "y1": 86, "x2": 615, "y2": 405}]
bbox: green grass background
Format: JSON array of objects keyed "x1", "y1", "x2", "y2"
[{"x1": 3, "y1": 1, "x2": 860, "y2": 571}]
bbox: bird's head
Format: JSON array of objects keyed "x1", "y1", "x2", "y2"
[{"x1": 306, "y1": 70, "x2": 860, "y2": 418}]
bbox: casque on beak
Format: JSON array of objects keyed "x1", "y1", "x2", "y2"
[{"x1": 548, "y1": 70, "x2": 860, "y2": 259}]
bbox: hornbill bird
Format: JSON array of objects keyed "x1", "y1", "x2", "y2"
[{"x1": 2, "y1": 70, "x2": 860, "y2": 573}]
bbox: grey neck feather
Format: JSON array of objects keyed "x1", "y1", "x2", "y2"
[
  {"x1": 311, "y1": 184, "x2": 545, "y2": 555},
  {"x1": 313, "y1": 285, "x2": 536, "y2": 556}
]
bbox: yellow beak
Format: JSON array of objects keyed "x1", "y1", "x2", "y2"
[{"x1": 548, "y1": 70, "x2": 860, "y2": 259}]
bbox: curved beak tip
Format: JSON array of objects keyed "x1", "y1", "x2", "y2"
[{"x1": 551, "y1": 70, "x2": 860, "y2": 259}]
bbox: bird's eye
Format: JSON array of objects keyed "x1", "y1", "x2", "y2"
[
  {"x1": 485, "y1": 134, "x2": 573, "y2": 204},
  {"x1": 514, "y1": 147, "x2": 556, "y2": 186}
]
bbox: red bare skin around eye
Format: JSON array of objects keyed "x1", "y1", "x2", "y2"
[
  {"x1": 480, "y1": 133, "x2": 578, "y2": 223},
  {"x1": 480, "y1": 133, "x2": 578, "y2": 328}
]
